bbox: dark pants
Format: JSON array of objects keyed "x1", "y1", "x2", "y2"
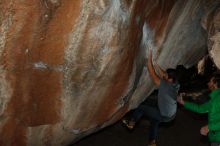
[{"x1": 131, "y1": 104, "x2": 173, "y2": 140}]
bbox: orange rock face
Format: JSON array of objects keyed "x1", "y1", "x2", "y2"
[{"x1": 0, "y1": 0, "x2": 219, "y2": 145}]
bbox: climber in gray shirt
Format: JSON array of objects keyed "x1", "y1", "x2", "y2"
[
  {"x1": 158, "y1": 79, "x2": 180, "y2": 119},
  {"x1": 122, "y1": 49, "x2": 179, "y2": 146}
]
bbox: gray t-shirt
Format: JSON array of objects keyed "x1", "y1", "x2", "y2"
[{"x1": 158, "y1": 80, "x2": 180, "y2": 118}]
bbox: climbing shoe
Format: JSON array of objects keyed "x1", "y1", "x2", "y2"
[
  {"x1": 148, "y1": 139, "x2": 156, "y2": 146},
  {"x1": 122, "y1": 119, "x2": 135, "y2": 130}
]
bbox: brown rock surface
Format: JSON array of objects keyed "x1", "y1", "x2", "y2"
[{"x1": 0, "y1": 0, "x2": 219, "y2": 145}]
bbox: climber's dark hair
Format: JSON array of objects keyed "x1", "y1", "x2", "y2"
[{"x1": 166, "y1": 68, "x2": 177, "y2": 82}]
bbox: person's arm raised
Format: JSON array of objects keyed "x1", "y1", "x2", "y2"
[
  {"x1": 147, "y1": 49, "x2": 161, "y2": 86},
  {"x1": 154, "y1": 62, "x2": 168, "y2": 79}
]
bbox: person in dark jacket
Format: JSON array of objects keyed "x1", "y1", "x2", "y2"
[
  {"x1": 177, "y1": 74, "x2": 220, "y2": 146},
  {"x1": 123, "y1": 49, "x2": 179, "y2": 146}
]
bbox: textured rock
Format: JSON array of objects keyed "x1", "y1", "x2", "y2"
[
  {"x1": 202, "y1": 1, "x2": 220, "y2": 69},
  {"x1": 0, "y1": 0, "x2": 219, "y2": 146}
]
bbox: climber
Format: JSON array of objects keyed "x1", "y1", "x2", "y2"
[
  {"x1": 177, "y1": 73, "x2": 220, "y2": 146},
  {"x1": 122, "y1": 49, "x2": 180, "y2": 146}
]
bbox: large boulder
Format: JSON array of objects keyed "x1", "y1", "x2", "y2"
[
  {"x1": 0, "y1": 0, "x2": 219, "y2": 145},
  {"x1": 202, "y1": 1, "x2": 220, "y2": 69}
]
